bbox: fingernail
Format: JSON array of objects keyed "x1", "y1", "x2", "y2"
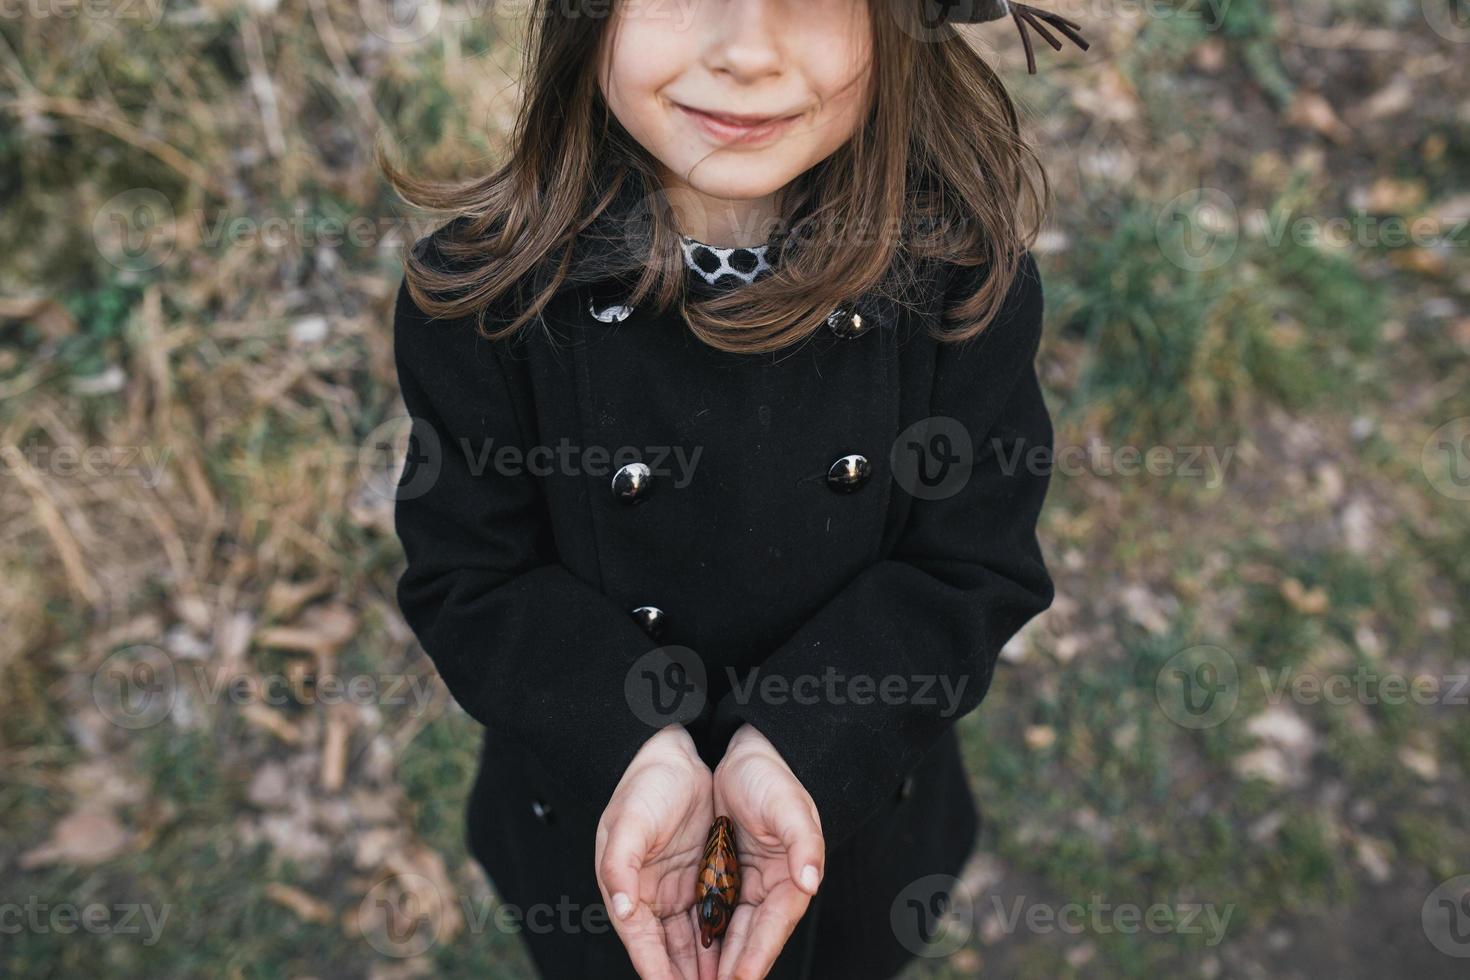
[
  {"x1": 800, "y1": 864, "x2": 820, "y2": 892},
  {"x1": 612, "y1": 893, "x2": 632, "y2": 919}
]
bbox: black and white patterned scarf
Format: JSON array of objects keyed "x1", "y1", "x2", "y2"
[{"x1": 678, "y1": 236, "x2": 773, "y2": 288}]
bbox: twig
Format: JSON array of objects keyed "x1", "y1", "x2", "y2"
[
  {"x1": 240, "y1": 13, "x2": 288, "y2": 159},
  {"x1": 0, "y1": 94, "x2": 227, "y2": 198}
]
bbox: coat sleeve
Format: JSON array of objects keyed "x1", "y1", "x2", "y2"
[
  {"x1": 390, "y1": 241, "x2": 667, "y2": 815},
  {"x1": 708, "y1": 252, "x2": 1056, "y2": 847}
]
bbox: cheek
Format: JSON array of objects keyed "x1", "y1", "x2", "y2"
[
  {"x1": 794, "y1": 11, "x2": 873, "y2": 136},
  {"x1": 598, "y1": 17, "x2": 689, "y2": 136}
]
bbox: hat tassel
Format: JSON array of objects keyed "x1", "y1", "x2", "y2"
[{"x1": 1006, "y1": 2, "x2": 1090, "y2": 74}]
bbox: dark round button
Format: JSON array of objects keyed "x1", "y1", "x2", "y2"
[
  {"x1": 827, "y1": 454, "x2": 871, "y2": 493},
  {"x1": 611, "y1": 462, "x2": 652, "y2": 504},
  {"x1": 826, "y1": 303, "x2": 869, "y2": 339},
  {"x1": 531, "y1": 798, "x2": 554, "y2": 824},
  {"x1": 630, "y1": 605, "x2": 666, "y2": 638}
]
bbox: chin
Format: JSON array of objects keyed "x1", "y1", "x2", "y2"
[{"x1": 680, "y1": 159, "x2": 802, "y2": 201}]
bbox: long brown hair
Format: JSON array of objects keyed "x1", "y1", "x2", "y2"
[{"x1": 378, "y1": 0, "x2": 1046, "y2": 355}]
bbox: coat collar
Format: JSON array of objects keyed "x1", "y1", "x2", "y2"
[
  {"x1": 562, "y1": 164, "x2": 788, "y2": 300},
  {"x1": 563, "y1": 162, "x2": 931, "y2": 340}
]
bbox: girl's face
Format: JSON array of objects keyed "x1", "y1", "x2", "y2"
[{"x1": 597, "y1": 0, "x2": 874, "y2": 243}]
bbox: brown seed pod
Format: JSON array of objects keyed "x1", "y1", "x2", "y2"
[{"x1": 695, "y1": 815, "x2": 740, "y2": 948}]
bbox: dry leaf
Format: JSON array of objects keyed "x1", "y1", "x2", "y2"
[
  {"x1": 1234, "y1": 747, "x2": 1293, "y2": 786},
  {"x1": 321, "y1": 706, "x2": 350, "y2": 793},
  {"x1": 0, "y1": 294, "x2": 77, "y2": 340},
  {"x1": 1354, "y1": 77, "x2": 1413, "y2": 122},
  {"x1": 1246, "y1": 707, "x2": 1316, "y2": 755},
  {"x1": 1024, "y1": 725, "x2": 1057, "y2": 751},
  {"x1": 1388, "y1": 248, "x2": 1446, "y2": 276},
  {"x1": 265, "y1": 576, "x2": 339, "y2": 622},
  {"x1": 217, "y1": 611, "x2": 256, "y2": 666},
  {"x1": 20, "y1": 809, "x2": 131, "y2": 869},
  {"x1": 1353, "y1": 836, "x2": 1392, "y2": 884},
  {"x1": 1280, "y1": 577, "x2": 1329, "y2": 615},
  {"x1": 1364, "y1": 177, "x2": 1426, "y2": 214},
  {"x1": 248, "y1": 762, "x2": 291, "y2": 809},
  {"x1": 266, "y1": 883, "x2": 335, "y2": 923},
  {"x1": 1398, "y1": 746, "x2": 1439, "y2": 781},
  {"x1": 1120, "y1": 583, "x2": 1173, "y2": 634},
  {"x1": 241, "y1": 702, "x2": 304, "y2": 743},
  {"x1": 255, "y1": 603, "x2": 359, "y2": 657},
  {"x1": 1193, "y1": 39, "x2": 1226, "y2": 72},
  {"x1": 1288, "y1": 91, "x2": 1349, "y2": 143}
]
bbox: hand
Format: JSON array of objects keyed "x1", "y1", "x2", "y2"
[
  {"x1": 710, "y1": 724, "x2": 825, "y2": 980},
  {"x1": 596, "y1": 725, "x2": 720, "y2": 980}
]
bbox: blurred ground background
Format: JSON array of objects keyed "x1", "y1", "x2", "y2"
[{"x1": 1, "y1": 1, "x2": 1468, "y2": 977}]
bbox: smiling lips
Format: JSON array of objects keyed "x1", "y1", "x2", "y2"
[{"x1": 675, "y1": 102, "x2": 802, "y2": 145}]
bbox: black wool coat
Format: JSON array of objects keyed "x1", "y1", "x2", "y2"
[{"x1": 391, "y1": 218, "x2": 1055, "y2": 979}]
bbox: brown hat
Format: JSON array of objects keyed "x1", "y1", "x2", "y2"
[{"x1": 928, "y1": 0, "x2": 1089, "y2": 74}]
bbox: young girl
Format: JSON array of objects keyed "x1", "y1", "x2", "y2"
[{"x1": 385, "y1": 2, "x2": 1083, "y2": 977}]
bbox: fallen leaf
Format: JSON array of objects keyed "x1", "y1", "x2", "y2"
[
  {"x1": 1288, "y1": 91, "x2": 1349, "y2": 143},
  {"x1": 266, "y1": 883, "x2": 335, "y2": 923},
  {"x1": 1281, "y1": 578, "x2": 1329, "y2": 615},
  {"x1": 321, "y1": 706, "x2": 350, "y2": 793},
  {"x1": 1025, "y1": 725, "x2": 1057, "y2": 751},
  {"x1": 1234, "y1": 747, "x2": 1293, "y2": 786},
  {"x1": 265, "y1": 576, "x2": 339, "y2": 622},
  {"x1": 20, "y1": 809, "x2": 131, "y2": 869},
  {"x1": 241, "y1": 702, "x2": 304, "y2": 743},
  {"x1": 0, "y1": 294, "x2": 77, "y2": 340},
  {"x1": 1246, "y1": 706, "x2": 1316, "y2": 755},
  {"x1": 1353, "y1": 836, "x2": 1392, "y2": 883},
  {"x1": 1398, "y1": 746, "x2": 1439, "y2": 781},
  {"x1": 1353, "y1": 77, "x2": 1412, "y2": 123},
  {"x1": 1364, "y1": 177, "x2": 1426, "y2": 214},
  {"x1": 255, "y1": 603, "x2": 359, "y2": 658}
]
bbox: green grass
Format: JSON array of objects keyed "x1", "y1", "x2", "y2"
[{"x1": 1048, "y1": 183, "x2": 1384, "y2": 443}]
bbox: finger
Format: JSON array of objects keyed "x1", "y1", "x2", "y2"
[
  {"x1": 713, "y1": 903, "x2": 755, "y2": 980},
  {"x1": 596, "y1": 811, "x2": 680, "y2": 979},
  {"x1": 768, "y1": 793, "x2": 825, "y2": 895},
  {"x1": 720, "y1": 887, "x2": 810, "y2": 980},
  {"x1": 693, "y1": 906, "x2": 722, "y2": 980},
  {"x1": 612, "y1": 904, "x2": 680, "y2": 980},
  {"x1": 664, "y1": 908, "x2": 701, "y2": 980},
  {"x1": 596, "y1": 809, "x2": 653, "y2": 922}
]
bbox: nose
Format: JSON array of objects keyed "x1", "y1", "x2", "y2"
[{"x1": 704, "y1": 0, "x2": 785, "y2": 82}]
